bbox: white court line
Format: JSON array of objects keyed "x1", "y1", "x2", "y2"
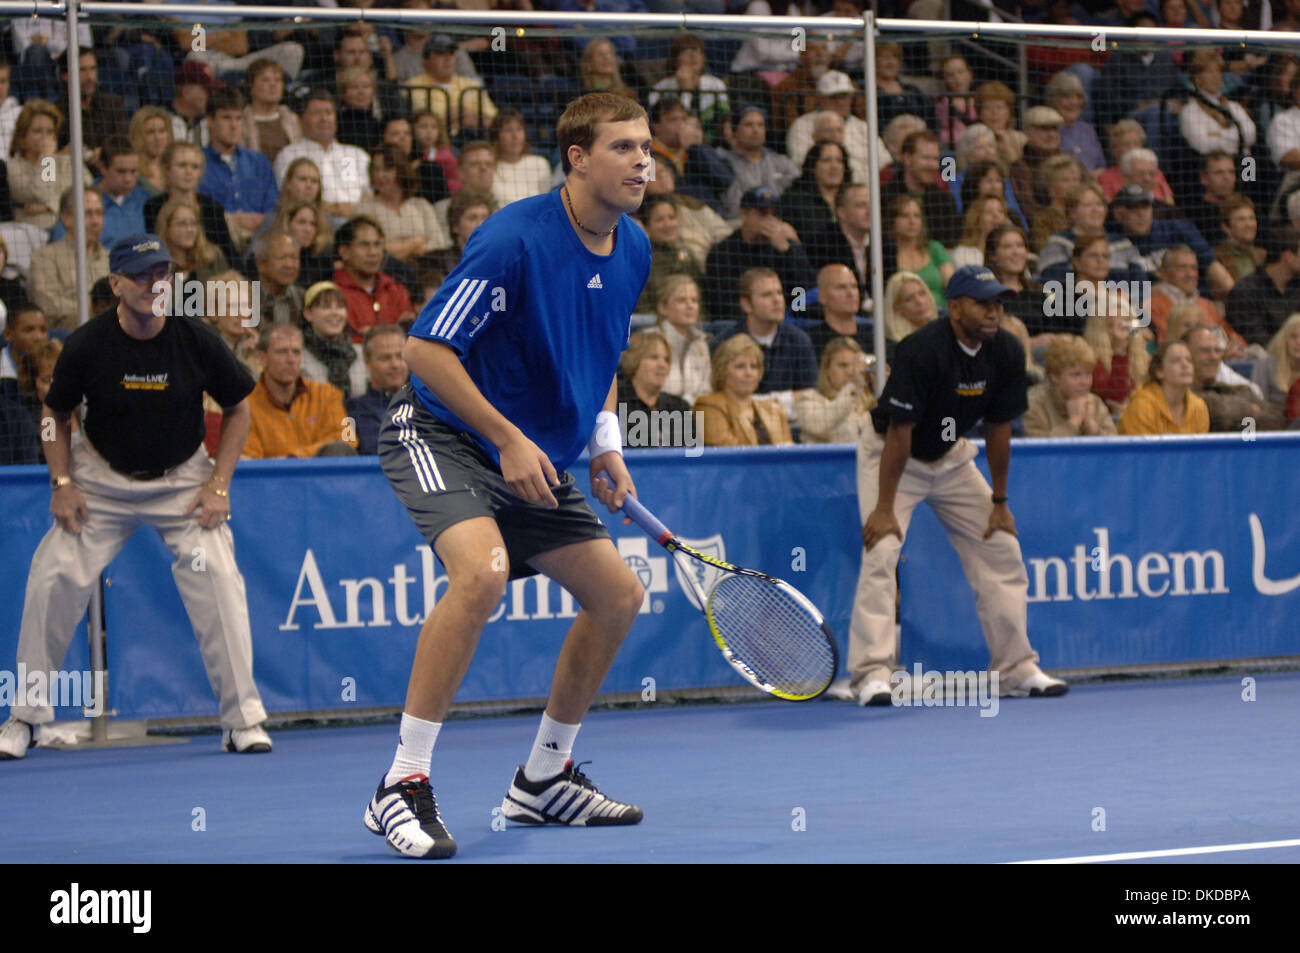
[{"x1": 1010, "y1": 838, "x2": 1300, "y2": 864}]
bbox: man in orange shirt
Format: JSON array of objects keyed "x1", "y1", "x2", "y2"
[
  {"x1": 244, "y1": 323, "x2": 359, "y2": 458},
  {"x1": 333, "y1": 216, "x2": 415, "y2": 341}
]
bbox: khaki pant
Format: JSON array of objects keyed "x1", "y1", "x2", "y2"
[
  {"x1": 13, "y1": 433, "x2": 267, "y2": 730},
  {"x1": 848, "y1": 427, "x2": 1039, "y2": 690}
]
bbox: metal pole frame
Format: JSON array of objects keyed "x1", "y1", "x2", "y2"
[{"x1": 864, "y1": 10, "x2": 886, "y2": 399}]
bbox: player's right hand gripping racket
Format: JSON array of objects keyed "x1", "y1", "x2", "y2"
[{"x1": 605, "y1": 477, "x2": 839, "y2": 701}]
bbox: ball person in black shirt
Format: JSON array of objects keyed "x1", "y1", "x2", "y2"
[
  {"x1": 850, "y1": 265, "x2": 1069, "y2": 706},
  {"x1": 0, "y1": 234, "x2": 273, "y2": 760}
]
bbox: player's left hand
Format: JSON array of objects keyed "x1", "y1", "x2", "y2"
[
  {"x1": 984, "y1": 502, "x2": 1017, "y2": 540},
  {"x1": 591, "y1": 452, "x2": 635, "y2": 524},
  {"x1": 186, "y1": 485, "x2": 231, "y2": 529}
]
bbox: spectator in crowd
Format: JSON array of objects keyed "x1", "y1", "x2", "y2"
[
  {"x1": 273, "y1": 91, "x2": 372, "y2": 220},
  {"x1": 874, "y1": 41, "x2": 933, "y2": 131},
  {"x1": 345, "y1": 323, "x2": 409, "y2": 454},
  {"x1": 1226, "y1": 224, "x2": 1300, "y2": 344},
  {"x1": 1253, "y1": 49, "x2": 1298, "y2": 133},
  {"x1": 0, "y1": 59, "x2": 20, "y2": 162},
  {"x1": 244, "y1": 321, "x2": 358, "y2": 458},
  {"x1": 721, "y1": 105, "x2": 798, "y2": 220},
  {"x1": 144, "y1": 141, "x2": 239, "y2": 268},
  {"x1": 253, "y1": 230, "x2": 305, "y2": 327},
  {"x1": 1023, "y1": 334, "x2": 1117, "y2": 437},
  {"x1": 333, "y1": 215, "x2": 414, "y2": 340},
  {"x1": 157, "y1": 198, "x2": 229, "y2": 284},
  {"x1": 390, "y1": 0, "x2": 464, "y2": 84},
  {"x1": 129, "y1": 105, "x2": 174, "y2": 195},
  {"x1": 434, "y1": 140, "x2": 496, "y2": 232},
  {"x1": 329, "y1": 28, "x2": 407, "y2": 132},
  {"x1": 1150, "y1": 245, "x2": 1248, "y2": 354},
  {"x1": 89, "y1": 137, "x2": 152, "y2": 252},
  {"x1": 787, "y1": 71, "x2": 885, "y2": 175},
  {"x1": 1029, "y1": 154, "x2": 1086, "y2": 252},
  {"x1": 260, "y1": 156, "x2": 324, "y2": 242},
  {"x1": 795, "y1": 336, "x2": 875, "y2": 443},
  {"x1": 556, "y1": 0, "x2": 650, "y2": 61},
  {"x1": 648, "y1": 33, "x2": 731, "y2": 144},
  {"x1": 806, "y1": 183, "x2": 873, "y2": 297},
  {"x1": 1, "y1": 303, "x2": 48, "y2": 388},
  {"x1": 337, "y1": 67, "x2": 387, "y2": 153},
  {"x1": 644, "y1": 162, "x2": 732, "y2": 270},
  {"x1": 276, "y1": 198, "x2": 336, "y2": 289},
  {"x1": 974, "y1": 81, "x2": 1026, "y2": 167},
  {"x1": 489, "y1": 109, "x2": 552, "y2": 208},
  {"x1": 578, "y1": 38, "x2": 638, "y2": 100},
  {"x1": 414, "y1": 110, "x2": 461, "y2": 197},
  {"x1": 883, "y1": 193, "x2": 953, "y2": 309},
  {"x1": 1181, "y1": 49, "x2": 1257, "y2": 158},
  {"x1": 704, "y1": 187, "x2": 812, "y2": 321},
  {"x1": 772, "y1": 39, "x2": 834, "y2": 140},
  {"x1": 956, "y1": 155, "x2": 1029, "y2": 230},
  {"x1": 713, "y1": 267, "x2": 818, "y2": 396},
  {"x1": 205, "y1": 270, "x2": 262, "y2": 378},
  {"x1": 1185, "y1": 323, "x2": 1286, "y2": 431},
  {"x1": 241, "y1": 58, "x2": 301, "y2": 165},
  {"x1": 880, "y1": 114, "x2": 927, "y2": 186},
  {"x1": 16, "y1": 338, "x2": 67, "y2": 458},
  {"x1": 1253, "y1": 311, "x2": 1300, "y2": 415},
  {"x1": 1010, "y1": 106, "x2": 1066, "y2": 220},
  {"x1": 1035, "y1": 183, "x2": 1111, "y2": 282},
  {"x1": 882, "y1": 130, "x2": 962, "y2": 248},
  {"x1": 728, "y1": 0, "x2": 801, "y2": 75},
  {"x1": 171, "y1": 3, "x2": 304, "y2": 85},
  {"x1": 357, "y1": 144, "x2": 449, "y2": 266},
  {"x1": 1084, "y1": 298, "x2": 1150, "y2": 413},
  {"x1": 950, "y1": 125, "x2": 997, "y2": 202},
  {"x1": 403, "y1": 35, "x2": 497, "y2": 138},
  {"x1": 55, "y1": 48, "x2": 127, "y2": 160},
  {"x1": 1183, "y1": 151, "x2": 1245, "y2": 242},
  {"x1": 431, "y1": 188, "x2": 495, "y2": 282},
  {"x1": 1117, "y1": 339, "x2": 1210, "y2": 434},
  {"x1": 985, "y1": 224, "x2": 1045, "y2": 336},
  {"x1": 29, "y1": 189, "x2": 108, "y2": 331},
  {"x1": 1045, "y1": 69, "x2": 1105, "y2": 171},
  {"x1": 652, "y1": 274, "x2": 711, "y2": 407},
  {"x1": 168, "y1": 61, "x2": 221, "y2": 148},
  {"x1": 952, "y1": 195, "x2": 1011, "y2": 270},
  {"x1": 616, "y1": 328, "x2": 693, "y2": 449},
  {"x1": 8, "y1": 100, "x2": 90, "y2": 231},
  {"x1": 634, "y1": 197, "x2": 702, "y2": 313},
  {"x1": 1214, "y1": 194, "x2": 1267, "y2": 282},
  {"x1": 201, "y1": 88, "x2": 279, "y2": 259},
  {"x1": 934, "y1": 54, "x2": 978, "y2": 149},
  {"x1": 648, "y1": 98, "x2": 733, "y2": 212},
  {"x1": 778, "y1": 141, "x2": 849, "y2": 247},
  {"x1": 0, "y1": 237, "x2": 26, "y2": 319},
  {"x1": 1093, "y1": 10, "x2": 1179, "y2": 130},
  {"x1": 382, "y1": 115, "x2": 420, "y2": 169},
  {"x1": 1109, "y1": 184, "x2": 1234, "y2": 296},
  {"x1": 1097, "y1": 122, "x2": 1177, "y2": 205},
  {"x1": 694, "y1": 333, "x2": 794, "y2": 447},
  {"x1": 299, "y1": 280, "x2": 368, "y2": 400},
  {"x1": 805, "y1": 263, "x2": 872, "y2": 360},
  {"x1": 882, "y1": 271, "x2": 938, "y2": 349}
]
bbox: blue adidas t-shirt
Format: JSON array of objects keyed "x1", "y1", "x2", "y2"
[{"x1": 409, "y1": 190, "x2": 651, "y2": 472}]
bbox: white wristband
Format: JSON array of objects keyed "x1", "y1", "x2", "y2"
[{"x1": 587, "y1": 410, "x2": 622, "y2": 459}]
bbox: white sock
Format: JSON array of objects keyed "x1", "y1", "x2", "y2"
[
  {"x1": 384, "y1": 713, "x2": 441, "y2": 787},
  {"x1": 523, "y1": 713, "x2": 580, "y2": 782}
]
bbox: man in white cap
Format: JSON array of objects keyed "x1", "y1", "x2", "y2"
[{"x1": 849, "y1": 264, "x2": 1069, "y2": 707}]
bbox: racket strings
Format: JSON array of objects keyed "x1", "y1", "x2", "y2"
[{"x1": 707, "y1": 574, "x2": 836, "y2": 697}]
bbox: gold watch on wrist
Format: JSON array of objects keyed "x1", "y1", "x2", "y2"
[{"x1": 50, "y1": 475, "x2": 73, "y2": 490}]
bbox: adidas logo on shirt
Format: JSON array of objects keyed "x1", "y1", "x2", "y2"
[{"x1": 587, "y1": 274, "x2": 603, "y2": 289}]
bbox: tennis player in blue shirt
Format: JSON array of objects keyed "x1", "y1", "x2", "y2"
[{"x1": 363, "y1": 93, "x2": 654, "y2": 858}]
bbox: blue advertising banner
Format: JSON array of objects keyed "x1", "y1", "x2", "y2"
[{"x1": 1, "y1": 434, "x2": 1296, "y2": 722}]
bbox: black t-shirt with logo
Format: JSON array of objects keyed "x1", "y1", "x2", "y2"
[
  {"x1": 871, "y1": 317, "x2": 1027, "y2": 462},
  {"x1": 45, "y1": 307, "x2": 255, "y2": 474}
]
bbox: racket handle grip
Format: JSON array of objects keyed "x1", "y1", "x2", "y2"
[{"x1": 599, "y1": 470, "x2": 672, "y2": 542}]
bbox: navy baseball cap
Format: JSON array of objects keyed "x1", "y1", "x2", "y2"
[
  {"x1": 741, "y1": 186, "x2": 779, "y2": 209},
  {"x1": 110, "y1": 234, "x2": 177, "y2": 276},
  {"x1": 946, "y1": 265, "x2": 1014, "y2": 302}
]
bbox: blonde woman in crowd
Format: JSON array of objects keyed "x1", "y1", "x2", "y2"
[
  {"x1": 883, "y1": 271, "x2": 938, "y2": 345},
  {"x1": 795, "y1": 336, "x2": 876, "y2": 443},
  {"x1": 694, "y1": 334, "x2": 793, "y2": 446},
  {"x1": 949, "y1": 194, "x2": 1009, "y2": 269},
  {"x1": 653, "y1": 274, "x2": 712, "y2": 407},
  {"x1": 1023, "y1": 335, "x2": 1117, "y2": 437},
  {"x1": 156, "y1": 197, "x2": 228, "y2": 283},
  {"x1": 1252, "y1": 312, "x2": 1300, "y2": 413},
  {"x1": 129, "y1": 105, "x2": 174, "y2": 194},
  {"x1": 1084, "y1": 296, "x2": 1151, "y2": 413}
]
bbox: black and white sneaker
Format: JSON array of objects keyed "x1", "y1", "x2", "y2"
[
  {"x1": 364, "y1": 774, "x2": 458, "y2": 859},
  {"x1": 500, "y1": 760, "x2": 643, "y2": 826}
]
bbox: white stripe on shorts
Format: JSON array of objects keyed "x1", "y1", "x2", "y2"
[
  {"x1": 431, "y1": 278, "x2": 486, "y2": 339},
  {"x1": 393, "y1": 404, "x2": 446, "y2": 493}
]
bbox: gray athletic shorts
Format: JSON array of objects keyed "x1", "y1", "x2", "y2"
[{"x1": 378, "y1": 384, "x2": 611, "y2": 580}]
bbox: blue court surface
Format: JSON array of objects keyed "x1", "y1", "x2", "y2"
[{"x1": 2, "y1": 673, "x2": 1297, "y2": 864}]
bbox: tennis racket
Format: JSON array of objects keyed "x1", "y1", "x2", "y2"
[{"x1": 603, "y1": 474, "x2": 839, "y2": 701}]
